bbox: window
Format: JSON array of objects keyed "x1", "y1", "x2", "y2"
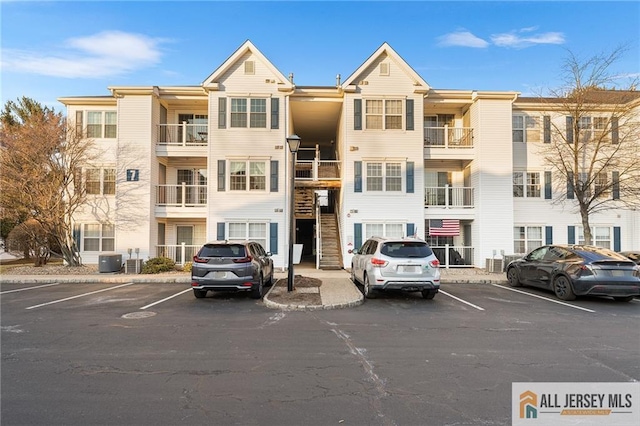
[
  {"x1": 85, "y1": 168, "x2": 116, "y2": 195},
  {"x1": 228, "y1": 222, "x2": 267, "y2": 250},
  {"x1": 594, "y1": 172, "x2": 608, "y2": 197},
  {"x1": 514, "y1": 226, "x2": 543, "y2": 254},
  {"x1": 364, "y1": 223, "x2": 405, "y2": 239},
  {"x1": 231, "y1": 99, "x2": 247, "y2": 128},
  {"x1": 85, "y1": 111, "x2": 117, "y2": 138},
  {"x1": 578, "y1": 226, "x2": 611, "y2": 249},
  {"x1": 365, "y1": 99, "x2": 403, "y2": 130},
  {"x1": 230, "y1": 98, "x2": 267, "y2": 128},
  {"x1": 513, "y1": 172, "x2": 540, "y2": 198},
  {"x1": 250, "y1": 99, "x2": 267, "y2": 128},
  {"x1": 229, "y1": 161, "x2": 266, "y2": 191},
  {"x1": 366, "y1": 162, "x2": 402, "y2": 192},
  {"x1": 83, "y1": 223, "x2": 115, "y2": 252},
  {"x1": 512, "y1": 115, "x2": 540, "y2": 142}
]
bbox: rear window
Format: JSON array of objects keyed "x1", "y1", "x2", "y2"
[
  {"x1": 380, "y1": 242, "x2": 433, "y2": 258},
  {"x1": 198, "y1": 244, "x2": 246, "y2": 258}
]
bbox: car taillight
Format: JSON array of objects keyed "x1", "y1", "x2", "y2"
[
  {"x1": 192, "y1": 256, "x2": 209, "y2": 264},
  {"x1": 371, "y1": 257, "x2": 388, "y2": 267},
  {"x1": 233, "y1": 256, "x2": 252, "y2": 263},
  {"x1": 430, "y1": 259, "x2": 440, "y2": 268}
]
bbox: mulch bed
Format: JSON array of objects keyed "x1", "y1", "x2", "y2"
[{"x1": 267, "y1": 275, "x2": 322, "y2": 305}]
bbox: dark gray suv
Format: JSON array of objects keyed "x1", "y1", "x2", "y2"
[{"x1": 191, "y1": 241, "x2": 274, "y2": 299}]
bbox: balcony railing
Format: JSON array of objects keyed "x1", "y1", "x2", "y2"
[
  {"x1": 156, "y1": 184, "x2": 207, "y2": 206},
  {"x1": 295, "y1": 159, "x2": 341, "y2": 181},
  {"x1": 157, "y1": 243, "x2": 200, "y2": 265},
  {"x1": 425, "y1": 186, "x2": 474, "y2": 208},
  {"x1": 424, "y1": 126, "x2": 473, "y2": 148},
  {"x1": 431, "y1": 245, "x2": 474, "y2": 268},
  {"x1": 157, "y1": 123, "x2": 208, "y2": 146}
]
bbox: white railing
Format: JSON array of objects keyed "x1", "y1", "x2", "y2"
[
  {"x1": 295, "y1": 160, "x2": 341, "y2": 180},
  {"x1": 424, "y1": 126, "x2": 473, "y2": 148},
  {"x1": 156, "y1": 243, "x2": 200, "y2": 265},
  {"x1": 431, "y1": 245, "x2": 474, "y2": 268},
  {"x1": 157, "y1": 123, "x2": 208, "y2": 146},
  {"x1": 425, "y1": 186, "x2": 474, "y2": 208},
  {"x1": 156, "y1": 184, "x2": 207, "y2": 206},
  {"x1": 316, "y1": 200, "x2": 321, "y2": 270}
]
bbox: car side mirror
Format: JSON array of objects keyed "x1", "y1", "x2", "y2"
[
  {"x1": 266, "y1": 252, "x2": 272, "y2": 257},
  {"x1": 352, "y1": 248, "x2": 359, "y2": 255}
]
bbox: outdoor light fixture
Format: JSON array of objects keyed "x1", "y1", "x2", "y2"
[{"x1": 286, "y1": 134, "x2": 301, "y2": 291}]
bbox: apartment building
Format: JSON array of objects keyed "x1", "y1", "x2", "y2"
[{"x1": 58, "y1": 40, "x2": 640, "y2": 270}]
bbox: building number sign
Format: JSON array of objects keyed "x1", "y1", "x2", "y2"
[{"x1": 126, "y1": 169, "x2": 139, "y2": 182}]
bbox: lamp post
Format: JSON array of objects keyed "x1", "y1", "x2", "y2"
[{"x1": 286, "y1": 134, "x2": 301, "y2": 292}]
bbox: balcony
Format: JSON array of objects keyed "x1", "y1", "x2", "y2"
[
  {"x1": 424, "y1": 126, "x2": 475, "y2": 161},
  {"x1": 157, "y1": 243, "x2": 200, "y2": 265},
  {"x1": 425, "y1": 186, "x2": 475, "y2": 220},
  {"x1": 156, "y1": 123, "x2": 208, "y2": 157},
  {"x1": 294, "y1": 159, "x2": 341, "y2": 188},
  {"x1": 155, "y1": 184, "x2": 207, "y2": 218}
]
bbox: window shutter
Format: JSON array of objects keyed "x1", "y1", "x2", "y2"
[
  {"x1": 611, "y1": 117, "x2": 619, "y2": 144},
  {"x1": 354, "y1": 99, "x2": 362, "y2": 130},
  {"x1": 567, "y1": 226, "x2": 575, "y2": 244},
  {"x1": 217, "y1": 223, "x2": 225, "y2": 240},
  {"x1": 612, "y1": 171, "x2": 620, "y2": 200},
  {"x1": 407, "y1": 223, "x2": 415, "y2": 237},
  {"x1": 270, "y1": 223, "x2": 278, "y2": 254},
  {"x1": 545, "y1": 226, "x2": 553, "y2": 245},
  {"x1": 406, "y1": 99, "x2": 414, "y2": 131},
  {"x1": 73, "y1": 224, "x2": 81, "y2": 252},
  {"x1": 354, "y1": 223, "x2": 362, "y2": 250},
  {"x1": 354, "y1": 161, "x2": 362, "y2": 193},
  {"x1": 217, "y1": 160, "x2": 226, "y2": 191},
  {"x1": 271, "y1": 98, "x2": 279, "y2": 129},
  {"x1": 544, "y1": 171, "x2": 552, "y2": 199},
  {"x1": 270, "y1": 160, "x2": 278, "y2": 192},
  {"x1": 566, "y1": 171, "x2": 574, "y2": 199},
  {"x1": 613, "y1": 226, "x2": 621, "y2": 252},
  {"x1": 406, "y1": 161, "x2": 414, "y2": 193},
  {"x1": 75, "y1": 111, "x2": 84, "y2": 136},
  {"x1": 566, "y1": 116, "x2": 573, "y2": 144},
  {"x1": 218, "y1": 98, "x2": 227, "y2": 129},
  {"x1": 543, "y1": 115, "x2": 551, "y2": 143}
]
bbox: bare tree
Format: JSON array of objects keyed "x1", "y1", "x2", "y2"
[
  {"x1": 0, "y1": 97, "x2": 97, "y2": 266},
  {"x1": 536, "y1": 47, "x2": 640, "y2": 244}
]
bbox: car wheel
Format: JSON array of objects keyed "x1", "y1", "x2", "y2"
[
  {"x1": 193, "y1": 289, "x2": 207, "y2": 299},
  {"x1": 421, "y1": 290, "x2": 437, "y2": 299},
  {"x1": 613, "y1": 295, "x2": 634, "y2": 302},
  {"x1": 553, "y1": 276, "x2": 576, "y2": 301},
  {"x1": 251, "y1": 275, "x2": 264, "y2": 299},
  {"x1": 507, "y1": 267, "x2": 522, "y2": 287},
  {"x1": 363, "y1": 274, "x2": 377, "y2": 299},
  {"x1": 265, "y1": 270, "x2": 274, "y2": 287},
  {"x1": 350, "y1": 266, "x2": 358, "y2": 284}
]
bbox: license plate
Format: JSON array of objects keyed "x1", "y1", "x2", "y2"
[
  {"x1": 400, "y1": 265, "x2": 418, "y2": 273},
  {"x1": 611, "y1": 270, "x2": 625, "y2": 277},
  {"x1": 213, "y1": 271, "x2": 227, "y2": 279}
]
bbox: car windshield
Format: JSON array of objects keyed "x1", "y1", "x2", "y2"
[
  {"x1": 380, "y1": 242, "x2": 432, "y2": 258},
  {"x1": 199, "y1": 244, "x2": 246, "y2": 258}
]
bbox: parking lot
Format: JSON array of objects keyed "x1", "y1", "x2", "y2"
[{"x1": 2, "y1": 280, "x2": 639, "y2": 425}]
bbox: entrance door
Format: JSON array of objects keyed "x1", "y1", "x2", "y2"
[{"x1": 176, "y1": 226, "x2": 193, "y2": 263}]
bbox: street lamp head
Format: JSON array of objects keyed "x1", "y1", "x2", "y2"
[{"x1": 286, "y1": 134, "x2": 301, "y2": 153}]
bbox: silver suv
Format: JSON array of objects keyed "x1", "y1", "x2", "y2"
[
  {"x1": 351, "y1": 237, "x2": 440, "y2": 299},
  {"x1": 191, "y1": 241, "x2": 274, "y2": 299}
]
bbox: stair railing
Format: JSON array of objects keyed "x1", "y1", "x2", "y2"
[{"x1": 315, "y1": 197, "x2": 322, "y2": 269}]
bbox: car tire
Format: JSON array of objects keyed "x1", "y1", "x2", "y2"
[
  {"x1": 507, "y1": 267, "x2": 522, "y2": 287},
  {"x1": 553, "y1": 275, "x2": 576, "y2": 301},
  {"x1": 265, "y1": 270, "x2": 274, "y2": 287},
  {"x1": 363, "y1": 274, "x2": 377, "y2": 299},
  {"x1": 421, "y1": 290, "x2": 437, "y2": 299},
  {"x1": 350, "y1": 266, "x2": 359, "y2": 285},
  {"x1": 613, "y1": 295, "x2": 634, "y2": 302},
  {"x1": 193, "y1": 289, "x2": 207, "y2": 298},
  {"x1": 251, "y1": 275, "x2": 264, "y2": 299}
]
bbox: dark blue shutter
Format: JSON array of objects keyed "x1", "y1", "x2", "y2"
[
  {"x1": 271, "y1": 98, "x2": 279, "y2": 129},
  {"x1": 406, "y1": 162, "x2": 414, "y2": 193},
  {"x1": 354, "y1": 223, "x2": 362, "y2": 250},
  {"x1": 354, "y1": 99, "x2": 362, "y2": 130},
  {"x1": 612, "y1": 171, "x2": 620, "y2": 199},
  {"x1": 613, "y1": 226, "x2": 621, "y2": 252},
  {"x1": 544, "y1": 171, "x2": 552, "y2": 199},
  {"x1": 611, "y1": 117, "x2": 619, "y2": 144},
  {"x1": 217, "y1": 223, "x2": 226, "y2": 241},
  {"x1": 568, "y1": 226, "x2": 575, "y2": 244},
  {"x1": 543, "y1": 115, "x2": 551, "y2": 143},
  {"x1": 406, "y1": 99, "x2": 414, "y2": 131},
  {"x1": 354, "y1": 161, "x2": 362, "y2": 193},
  {"x1": 567, "y1": 171, "x2": 574, "y2": 199},
  {"x1": 270, "y1": 160, "x2": 278, "y2": 192},
  {"x1": 545, "y1": 226, "x2": 553, "y2": 245},
  {"x1": 270, "y1": 223, "x2": 278, "y2": 254},
  {"x1": 407, "y1": 223, "x2": 415, "y2": 237},
  {"x1": 566, "y1": 116, "x2": 573, "y2": 144},
  {"x1": 217, "y1": 160, "x2": 226, "y2": 191},
  {"x1": 218, "y1": 98, "x2": 226, "y2": 129}
]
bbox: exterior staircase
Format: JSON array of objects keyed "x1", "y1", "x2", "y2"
[
  {"x1": 294, "y1": 188, "x2": 314, "y2": 218},
  {"x1": 319, "y1": 213, "x2": 342, "y2": 270}
]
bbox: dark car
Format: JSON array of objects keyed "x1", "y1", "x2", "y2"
[
  {"x1": 620, "y1": 251, "x2": 640, "y2": 265},
  {"x1": 191, "y1": 241, "x2": 274, "y2": 299},
  {"x1": 505, "y1": 245, "x2": 640, "y2": 302}
]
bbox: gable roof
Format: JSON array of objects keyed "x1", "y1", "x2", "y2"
[
  {"x1": 341, "y1": 42, "x2": 429, "y2": 93},
  {"x1": 201, "y1": 40, "x2": 293, "y2": 91}
]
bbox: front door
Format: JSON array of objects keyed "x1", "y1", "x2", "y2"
[{"x1": 176, "y1": 226, "x2": 193, "y2": 264}]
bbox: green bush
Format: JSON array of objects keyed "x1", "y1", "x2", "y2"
[
  {"x1": 141, "y1": 257, "x2": 176, "y2": 274},
  {"x1": 182, "y1": 261, "x2": 193, "y2": 273}
]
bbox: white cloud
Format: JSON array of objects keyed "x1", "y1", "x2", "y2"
[
  {"x1": 437, "y1": 31, "x2": 489, "y2": 48},
  {"x1": 491, "y1": 30, "x2": 565, "y2": 48},
  {"x1": 1, "y1": 31, "x2": 166, "y2": 78}
]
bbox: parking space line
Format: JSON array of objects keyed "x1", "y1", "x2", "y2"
[
  {"x1": 25, "y1": 283, "x2": 135, "y2": 310},
  {"x1": 439, "y1": 290, "x2": 485, "y2": 311},
  {"x1": 140, "y1": 288, "x2": 192, "y2": 310},
  {"x1": 1, "y1": 283, "x2": 60, "y2": 294},
  {"x1": 491, "y1": 284, "x2": 596, "y2": 313}
]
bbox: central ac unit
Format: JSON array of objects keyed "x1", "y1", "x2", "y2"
[{"x1": 125, "y1": 259, "x2": 143, "y2": 274}]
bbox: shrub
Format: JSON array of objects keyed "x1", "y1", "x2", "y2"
[
  {"x1": 181, "y1": 261, "x2": 193, "y2": 273},
  {"x1": 141, "y1": 257, "x2": 176, "y2": 274}
]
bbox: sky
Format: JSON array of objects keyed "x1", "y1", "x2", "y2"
[{"x1": 1, "y1": 1, "x2": 639, "y2": 111}]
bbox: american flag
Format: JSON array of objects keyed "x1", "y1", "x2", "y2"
[{"x1": 429, "y1": 219, "x2": 460, "y2": 236}]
